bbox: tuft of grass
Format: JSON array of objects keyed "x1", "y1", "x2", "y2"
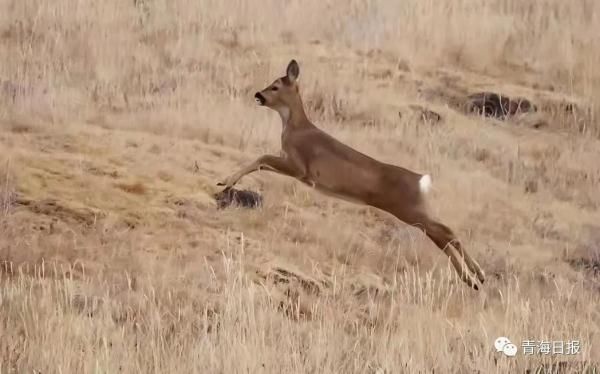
[{"x1": 1, "y1": 158, "x2": 16, "y2": 217}]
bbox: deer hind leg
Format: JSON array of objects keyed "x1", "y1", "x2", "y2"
[
  {"x1": 449, "y1": 236, "x2": 485, "y2": 284},
  {"x1": 419, "y1": 219, "x2": 482, "y2": 290}
]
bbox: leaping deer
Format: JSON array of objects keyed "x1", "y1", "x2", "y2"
[{"x1": 218, "y1": 60, "x2": 485, "y2": 290}]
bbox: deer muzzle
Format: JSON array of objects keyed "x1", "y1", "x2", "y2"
[{"x1": 254, "y1": 92, "x2": 266, "y2": 105}]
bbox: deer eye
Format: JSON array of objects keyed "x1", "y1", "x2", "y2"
[{"x1": 271, "y1": 86, "x2": 279, "y2": 91}]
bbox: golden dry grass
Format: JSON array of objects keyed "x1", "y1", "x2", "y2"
[{"x1": 1, "y1": 0, "x2": 600, "y2": 373}]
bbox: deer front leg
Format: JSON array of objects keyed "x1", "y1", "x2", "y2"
[{"x1": 217, "y1": 155, "x2": 303, "y2": 188}]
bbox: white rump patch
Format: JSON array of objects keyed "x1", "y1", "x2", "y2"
[{"x1": 419, "y1": 174, "x2": 432, "y2": 194}]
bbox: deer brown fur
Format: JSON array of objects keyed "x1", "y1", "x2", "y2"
[{"x1": 218, "y1": 60, "x2": 485, "y2": 290}]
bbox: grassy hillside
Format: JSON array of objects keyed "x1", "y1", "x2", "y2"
[{"x1": 1, "y1": 0, "x2": 599, "y2": 372}]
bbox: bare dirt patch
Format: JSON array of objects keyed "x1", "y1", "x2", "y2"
[
  {"x1": 13, "y1": 197, "x2": 105, "y2": 227},
  {"x1": 114, "y1": 181, "x2": 147, "y2": 195}
]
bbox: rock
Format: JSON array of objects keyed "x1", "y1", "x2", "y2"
[
  {"x1": 467, "y1": 92, "x2": 536, "y2": 119},
  {"x1": 214, "y1": 187, "x2": 263, "y2": 209}
]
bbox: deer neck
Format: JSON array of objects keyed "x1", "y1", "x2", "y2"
[{"x1": 276, "y1": 97, "x2": 310, "y2": 130}]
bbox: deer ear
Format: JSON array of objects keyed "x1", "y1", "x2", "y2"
[{"x1": 286, "y1": 60, "x2": 300, "y2": 82}]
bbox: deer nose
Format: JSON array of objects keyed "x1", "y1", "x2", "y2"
[{"x1": 254, "y1": 92, "x2": 266, "y2": 105}]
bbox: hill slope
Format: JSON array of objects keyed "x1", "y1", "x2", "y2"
[{"x1": 1, "y1": 1, "x2": 599, "y2": 372}]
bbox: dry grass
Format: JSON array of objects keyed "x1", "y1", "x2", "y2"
[{"x1": 1, "y1": 0, "x2": 600, "y2": 373}]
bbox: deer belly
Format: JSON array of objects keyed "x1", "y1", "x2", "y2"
[{"x1": 309, "y1": 182, "x2": 368, "y2": 205}]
